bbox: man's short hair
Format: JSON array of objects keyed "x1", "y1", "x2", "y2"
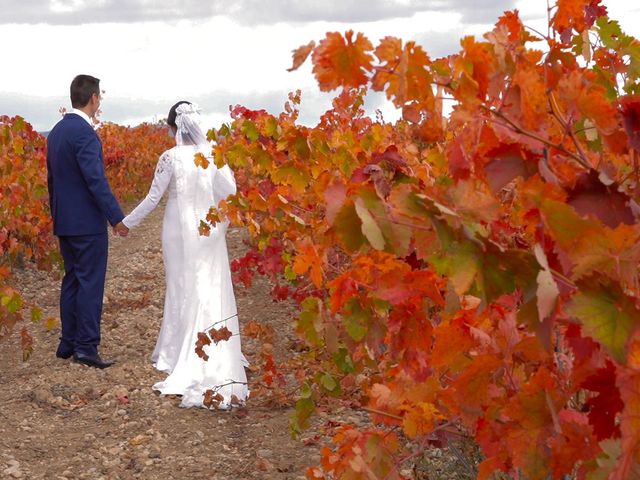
[{"x1": 70, "y1": 75, "x2": 100, "y2": 108}]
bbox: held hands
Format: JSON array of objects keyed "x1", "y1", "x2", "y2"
[{"x1": 113, "y1": 222, "x2": 129, "y2": 237}]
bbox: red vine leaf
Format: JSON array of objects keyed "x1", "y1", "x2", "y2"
[
  {"x1": 288, "y1": 41, "x2": 315, "y2": 72},
  {"x1": 209, "y1": 326, "x2": 233, "y2": 344},
  {"x1": 311, "y1": 31, "x2": 373, "y2": 91}
]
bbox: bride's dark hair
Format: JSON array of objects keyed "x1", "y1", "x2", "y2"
[{"x1": 167, "y1": 100, "x2": 191, "y2": 129}]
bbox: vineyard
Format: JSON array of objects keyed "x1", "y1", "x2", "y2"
[{"x1": 2, "y1": 0, "x2": 640, "y2": 478}]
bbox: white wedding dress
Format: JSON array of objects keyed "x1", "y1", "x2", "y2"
[{"x1": 123, "y1": 141, "x2": 248, "y2": 409}]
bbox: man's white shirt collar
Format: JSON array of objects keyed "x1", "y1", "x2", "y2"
[{"x1": 71, "y1": 108, "x2": 94, "y2": 128}]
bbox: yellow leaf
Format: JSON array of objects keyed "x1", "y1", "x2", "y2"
[
  {"x1": 402, "y1": 402, "x2": 442, "y2": 439},
  {"x1": 44, "y1": 317, "x2": 59, "y2": 330},
  {"x1": 354, "y1": 198, "x2": 385, "y2": 250},
  {"x1": 194, "y1": 152, "x2": 210, "y2": 169}
]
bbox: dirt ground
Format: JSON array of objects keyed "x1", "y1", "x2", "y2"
[{"x1": 0, "y1": 200, "x2": 477, "y2": 480}]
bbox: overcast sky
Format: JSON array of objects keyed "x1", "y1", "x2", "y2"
[{"x1": 1, "y1": 0, "x2": 639, "y2": 132}]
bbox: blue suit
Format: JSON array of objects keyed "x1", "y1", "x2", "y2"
[{"x1": 46, "y1": 113, "x2": 124, "y2": 357}]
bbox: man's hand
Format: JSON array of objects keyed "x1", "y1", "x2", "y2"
[{"x1": 113, "y1": 222, "x2": 129, "y2": 237}]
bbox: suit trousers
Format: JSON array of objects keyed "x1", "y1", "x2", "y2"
[{"x1": 57, "y1": 233, "x2": 108, "y2": 357}]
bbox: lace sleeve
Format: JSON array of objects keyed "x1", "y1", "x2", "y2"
[{"x1": 122, "y1": 151, "x2": 173, "y2": 229}]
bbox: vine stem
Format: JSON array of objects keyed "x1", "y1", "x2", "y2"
[
  {"x1": 524, "y1": 25, "x2": 550, "y2": 41},
  {"x1": 370, "y1": 210, "x2": 432, "y2": 232},
  {"x1": 546, "y1": 0, "x2": 552, "y2": 40},
  {"x1": 361, "y1": 406, "x2": 403, "y2": 421},
  {"x1": 635, "y1": 149, "x2": 639, "y2": 192},
  {"x1": 549, "y1": 267, "x2": 576, "y2": 289},
  {"x1": 203, "y1": 313, "x2": 239, "y2": 331},
  {"x1": 545, "y1": 390, "x2": 563, "y2": 434},
  {"x1": 209, "y1": 380, "x2": 249, "y2": 391},
  {"x1": 548, "y1": 92, "x2": 592, "y2": 169},
  {"x1": 481, "y1": 105, "x2": 592, "y2": 170}
]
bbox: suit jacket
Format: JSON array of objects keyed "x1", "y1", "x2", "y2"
[{"x1": 46, "y1": 113, "x2": 124, "y2": 236}]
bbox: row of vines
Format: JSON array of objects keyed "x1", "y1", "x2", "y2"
[
  {"x1": 199, "y1": 1, "x2": 640, "y2": 478},
  {"x1": 0, "y1": 116, "x2": 171, "y2": 356}
]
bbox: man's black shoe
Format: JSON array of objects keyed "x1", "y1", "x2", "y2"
[
  {"x1": 56, "y1": 346, "x2": 73, "y2": 359},
  {"x1": 73, "y1": 354, "x2": 114, "y2": 369},
  {"x1": 56, "y1": 350, "x2": 73, "y2": 359}
]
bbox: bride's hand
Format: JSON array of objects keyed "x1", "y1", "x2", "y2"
[{"x1": 113, "y1": 222, "x2": 129, "y2": 237}]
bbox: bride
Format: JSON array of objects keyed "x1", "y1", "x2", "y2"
[{"x1": 122, "y1": 101, "x2": 248, "y2": 409}]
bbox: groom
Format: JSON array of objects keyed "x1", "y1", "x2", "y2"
[{"x1": 46, "y1": 74, "x2": 129, "y2": 369}]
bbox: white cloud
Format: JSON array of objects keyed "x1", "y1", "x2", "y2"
[{"x1": 0, "y1": 0, "x2": 514, "y2": 25}]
